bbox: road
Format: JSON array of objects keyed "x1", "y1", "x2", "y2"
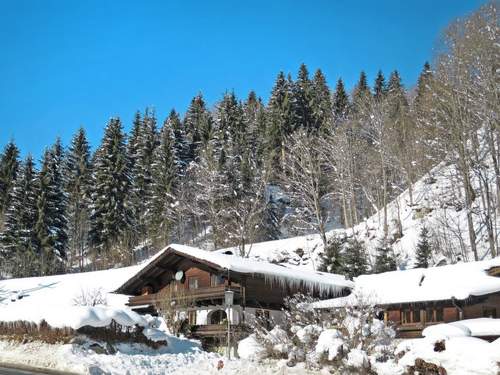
[{"x1": 0, "y1": 366, "x2": 71, "y2": 375}]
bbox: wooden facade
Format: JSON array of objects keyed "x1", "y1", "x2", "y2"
[
  {"x1": 382, "y1": 292, "x2": 500, "y2": 339},
  {"x1": 115, "y1": 246, "x2": 351, "y2": 341}
]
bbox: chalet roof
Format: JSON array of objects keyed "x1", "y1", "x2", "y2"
[
  {"x1": 313, "y1": 257, "x2": 500, "y2": 309},
  {"x1": 115, "y1": 244, "x2": 353, "y2": 296}
]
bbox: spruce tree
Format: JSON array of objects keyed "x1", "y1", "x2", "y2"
[
  {"x1": 319, "y1": 235, "x2": 345, "y2": 274},
  {"x1": 66, "y1": 128, "x2": 92, "y2": 270},
  {"x1": 266, "y1": 71, "x2": 293, "y2": 177},
  {"x1": 310, "y1": 69, "x2": 332, "y2": 132},
  {"x1": 89, "y1": 118, "x2": 132, "y2": 257},
  {"x1": 0, "y1": 141, "x2": 20, "y2": 218},
  {"x1": 415, "y1": 226, "x2": 432, "y2": 268},
  {"x1": 414, "y1": 62, "x2": 433, "y2": 113},
  {"x1": 342, "y1": 238, "x2": 369, "y2": 280},
  {"x1": 184, "y1": 94, "x2": 212, "y2": 161},
  {"x1": 259, "y1": 193, "x2": 281, "y2": 241},
  {"x1": 149, "y1": 118, "x2": 179, "y2": 245},
  {"x1": 373, "y1": 70, "x2": 387, "y2": 101},
  {"x1": 374, "y1": 240, "x2": 397, "y2": 273},
  {"x1": 1, "y1": 155, "x2": 39, "y2": 277},
  {"x1": 333, "y1": 78, "x2": 350, "y2": 122},
  {"x1": 129, "y1": 107, "x2": 158, "y2": 243},
  {"x1": 166, "y1": 109, "x2": 189, "y2": 172},
  {"x1": 36, "y1": 140, "x2": 68, "y2": 275},
  {"x1": 291, "y1": 63, "x2": 314, "y2": 131},
  {"x1": 352, "y1": 71, "x2": 371, "y2": 110}
]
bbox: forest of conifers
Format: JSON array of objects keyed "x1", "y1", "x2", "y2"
[{"x1": 0, "y1": 2, "x2": 497, "y2": 278}]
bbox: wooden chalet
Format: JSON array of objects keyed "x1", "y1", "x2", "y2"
[
  {"x1": 314, "y1": 258, "x2": 500, "y2": 339},
  {"x1": 115, "y1": 244, "x2": 353, "y2": 342}
]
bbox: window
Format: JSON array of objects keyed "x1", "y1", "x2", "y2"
[
  {"x1": 188, "y1": 277, "x2": 199, "y2": 290},
  {"x1": 426, "y1": 308, "x2": 434, "y2": 322},
  {"x1": 188, "y1": 310, "x2": 197, "y2": 325},
  {"x1": 435, "y1": 308, "x2": 444, "y2": 322},
  {"x1": 483, "y1": 307, "x2": 497, "y2": 318},
  {"x1": 401, "y1": 309, "x2": 423, "y2": 324},
  {"x1": 412, "y1": 309, "x2": 421, "y2": 323},
  {"x1": 210, "y1": 274, "x2": 224, "y2": 286},
  {"x1": 255, "y1": 309, "x2": 272, "y2": 330}
]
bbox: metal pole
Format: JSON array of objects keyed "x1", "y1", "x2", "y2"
[{"x1": 227, "y1": 305, "x2": 231, "y2": 359}]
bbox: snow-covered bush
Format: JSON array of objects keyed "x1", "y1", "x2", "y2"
[
  {"x1": 248, "y1": 292, "x2": 396, "y2": 373},
  {"x1": 72, "y1": 288, "x2": 107, "y2": 306}
]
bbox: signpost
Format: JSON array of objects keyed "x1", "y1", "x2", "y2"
[{"x1": 224, "y1": 290, "x2": 234, "y2": 359}]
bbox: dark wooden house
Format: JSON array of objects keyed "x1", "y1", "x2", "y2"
[
  {"x1": 115, "y1": 244, "x2": 353, "y2": 341},
  {"x1": 314, "y1": 258, "x2": 500, "y2": 339}
]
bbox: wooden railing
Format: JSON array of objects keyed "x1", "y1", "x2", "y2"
[
  {"x1": 128, "y1": 285, "x2": 241, "y2": 307},
  {"x1": 191, "y1": 324, "x2": 248, "y2": 337}
]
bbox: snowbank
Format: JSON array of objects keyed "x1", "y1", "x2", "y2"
[{"x1": 398, "y1": 336, "x2": 500, "y2": 375}]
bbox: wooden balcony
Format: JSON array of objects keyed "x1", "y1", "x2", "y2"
[
  {"x1": 128, "y1": 285, "x2": 242, "y2": 308},
  {"x1": 190, "y1": 324, "x2": 241, "y2": 338}
]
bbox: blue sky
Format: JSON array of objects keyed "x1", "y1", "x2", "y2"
[{"x1": 0, "y1": 0, "x2": 486, "y2": 160}]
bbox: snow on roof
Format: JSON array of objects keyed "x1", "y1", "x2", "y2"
[
  {"x1": 123, "y1": 244, "x2": 353, "y2": 296},
  {"x1": 313, "y1": 257, "x2": 500, "y2": 309}
]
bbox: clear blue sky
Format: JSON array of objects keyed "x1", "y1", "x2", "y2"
[{"x1": 0, "y1": 0, "x2": 486, "y2": 160}]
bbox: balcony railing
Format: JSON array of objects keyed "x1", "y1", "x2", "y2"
[{"x1": 128, "y1": 285, "x2": 241, "y2": 307}]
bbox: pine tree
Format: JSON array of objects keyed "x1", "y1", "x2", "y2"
[
  {"x1": 266, "y1": 72, "x2": 293, "y2": 177},
  {"x1": 0, "y1": 155, "x2": 39, "y2": 277},
  {"x1": 319, "y1": 235, "x2": 345, "y2": 274},
  {"x1": 387, "y1": 70, "x2": 409, "y2": 117},
  {"x1": 129, "y1": 107, "x2": 158, "y2": 243},
  {"x1": 149, "y1": 118, "x2": 179, "y2": 246},
  {"x1": 66, "y1": 127, "x2": 92, "y2": 270},
  {"x1": 373, "y1": 70, "x2": 387, "y2": 101},
  {"x1": 333, "y1": 78, "x2": 349, "y2": 122},
  {"x1": 89, "y1": 118, "x2": 132, "y2": 258},
  {"x1": 291, "y1": 63, "x2": 314, "y2": 131},
  {"x1": 166, "y1": 109, "x2": 189, "y2": 172},
  {"x1": 184, "y1": 94, "x2": 212, "y2": 161},
  {"x1": 352, "y1": 71, "x2": 371, "y2": 110},
  {"x1": 414, "y1": 62, "x2": 433, "y2": 114},
  {"x1": 415, "y1": 226, "x2": 432, "y2": 268},
  {"x1": 342, "y1": 238, "x2": 369, "y2": 280},
  {"x1": 259, "y1": 193, "x2": 281, "y2": 241},
  {"x1": 374, "y1": 240, "x2": 397, "y2": 273},
  {"x1": 0, "y1": 141, "x2": 20, "y2": 218},
  {"x1": 310, "y1": 69, "x2": 332, "y2": 132},
  {"x1": 36, "y1": 140, "x2": 68, "y2": 275}
]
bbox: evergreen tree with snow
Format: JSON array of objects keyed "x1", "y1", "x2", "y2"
[
  {"x1": 333, "y1": 78, "x2": 349, "y2": 122},
  {"x1": 342, "y1": 238, "x2": 369, "y2": 280},
  {"x1": 1, "y1": 155, "x2": 39, "y2": 277},
  {"x1": 166, "y1": 109, "x2": 190, "y2": 172},
  {"x1": 129, "y1": 108, "x2": 158, "y2": 243},
  {"x1": 184, "y1": 94, "x2": 212, "y2": 162},
  {"x1": 36, "y1": 140, "x2": 68, "y2": 275},
  {"x1": 310, "y1": 69, "x2": 332, "y2": 133},
  {"x1": 415, "y1": 226, "x2": 432, "y2": 268},
  {"x1": 0, "y1": 141, "x2": 20, "y2": 218},
  {"x1": 414, "y1": 62, "x2": 434, "y2": 114},
  {"x1": 259, "y1": 193, "x2": 281, "y2": 241},
  {"x1": 89, "y1": 118, "x2": 132, "y2": 258},
  {"x1": 374, "y1": 240, "x2": 397, "y2": 274},
  {"x1": 149, "y1": 118, "x2": 179, "y2": 246},
  {"x1": 319, "y1": 235, "x2": 345, "y2": 274},
  {"x1": 291, "y1": 63, "x2": 314, "y2": 131},
  {"x1": 266, "y1": 72, "x2": 293, "y2": 177},
  {"x1": 65, "y1": 127, "x2": 92, "y2": 270},
  {"x1": 373, "y1": 70, "x2": 387, "y2": 101},
  {"x1": 351, "y1": 71, "x2": 371, "y2": 110}
]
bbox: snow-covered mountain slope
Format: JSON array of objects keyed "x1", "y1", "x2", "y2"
[{"x1": 219, "y1": 158, "x2": 499, "y2": 270}]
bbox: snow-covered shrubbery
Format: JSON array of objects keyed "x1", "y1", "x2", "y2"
[
  {"x1": 243, "y1": 293, "x2": 396, "y2": 373},
  {"x1": 72, "y1": 287, "x2": 107, "y2": 307}
]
